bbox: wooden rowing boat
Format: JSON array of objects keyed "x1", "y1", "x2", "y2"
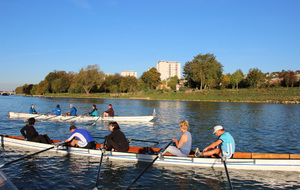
[
  {"x1": 8, "y1": 112, "x2": 155, "y2": 122},
  {"x1": 1, "y1": 135, "x2": 299, "y2": 172}
]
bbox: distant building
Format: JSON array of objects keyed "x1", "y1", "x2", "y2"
[
  {"x1": 156, "y1": 61, "x2": 181, "y2": 81},
  {"x1": 121, "y1": 71, "x2": 137, "y2": 78}
]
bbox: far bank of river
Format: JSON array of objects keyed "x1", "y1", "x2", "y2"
[{"x1": 25, "y1": 87, "x2": 300, "y2": 104}]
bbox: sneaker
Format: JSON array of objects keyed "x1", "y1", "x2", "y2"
[{"x1": 194, "y1": 148, "x2": 203, "y2": 157}]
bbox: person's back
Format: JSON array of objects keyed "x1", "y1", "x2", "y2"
[
  {"x1": 70, "y1": 107, "x2": 77, "y2": 116},
  {"x1": 52, "y1": 105, "x2": 61, "y2": 115},
  {"x1": 20, "y1": 123, "x2": 39, "y2": 141},
  {"x1": 179, "y1": 131, "x2": 192, "y2": 156},
  {"x1": 219, "y1": 132, "x2": 235, "y2": 158},
  {"x1": 69, "y1": 128, "x2": 94, "y2": 143}
]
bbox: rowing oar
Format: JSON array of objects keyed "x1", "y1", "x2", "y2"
[
  {"x1": 93, "y1": 137, "x2": 159, "y2": 144},
  {"x1": 94, "y1": 139, "x2": 107, "y2": 190},
  {"x1": 0, "y1": 141, "x2": 64, "y2": 168},
  {"x1": 126, "y1": 140, "x2": 173, "y2": 190},
  {"x1": 221, "y1": 156, "x2": 233, "y2": 190},
  {"x1": 43, "y1": 114, "x2": 61, "y2": 121},
  {"x1": 92, "y1": 115, "x2": 103, "y2": 126},
  {"x1": 33, "y1": 112, "x2": 51, "y2": 119}
]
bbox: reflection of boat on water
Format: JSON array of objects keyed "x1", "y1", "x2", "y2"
[
  {"x1": 8, "y1": 111, "x2": 155, "y2": 122},
  {"x1": 1, "y1": 135, "x2": 300, "y2": 172}
]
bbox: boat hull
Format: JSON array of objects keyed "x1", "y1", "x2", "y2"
[
  {"x1": 8, "y1": 112, "x2": 154, "y2": 122},
  {"x1": 1, "y1": 135, "x2": 299, "y2": 172}
]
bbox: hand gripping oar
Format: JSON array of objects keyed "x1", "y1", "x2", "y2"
[
  {"x1": 221, "y1": 156, "x2": 233, "y2": 190},
  {"x1": 126, "y1": 140, "x2": 173, "y2": 190},
  {"x1": 0, "y1": 141, "x2": 64, "y2": 168},
  {"x1": 94, "y1": 139, "x2": 107, "y2": 189}
]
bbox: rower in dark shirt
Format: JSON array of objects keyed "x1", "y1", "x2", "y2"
[
  {"x1": 104, "y1": 121, "x2": 129, "y2": 152},
  {"x1": 103, "y1": 104, "x2": 114, "y2": 117},
  {"x1": 20, "y1": 117, "x2": 52, "y2": 144}
]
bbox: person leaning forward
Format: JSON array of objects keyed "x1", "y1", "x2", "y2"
[
  {"x1": 66, "y1": 104, "x2": 77, "y2": 116},
  {"x1": 104, "y1": 121, "x2": 129, "y2": 152},
  {"x1": 20, "y1": 117, "x2": 53, "y2": 144},
  {"x1": 64, "y1": 126, "x2": 95, "y2": 149},
  {"x1": 195, "y1": 125, "x2": 235, "y2": 158}
]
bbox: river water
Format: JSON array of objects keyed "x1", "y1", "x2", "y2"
[{"x1": 0, "y1": 95, "x2": 299, "y2": 189}]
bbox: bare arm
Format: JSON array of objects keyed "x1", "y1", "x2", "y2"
[
  {"x1": 203, "y1": 139, "x2": 223, "y2": 152},
  {"x1": 173, "y1": 134, "x2": 187, "y2": 149}
]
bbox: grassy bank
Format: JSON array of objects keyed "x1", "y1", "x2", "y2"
[{"x1": 41, "y1": 87, "x2": 300, "y2": 104}]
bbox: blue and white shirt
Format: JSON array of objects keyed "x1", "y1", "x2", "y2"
[
  {"x1": 219, "y1": 132, "x2": 235, "y2": 158},
  {"x1": 67, "y1": 129, "x2": 94, "y2": 143}
]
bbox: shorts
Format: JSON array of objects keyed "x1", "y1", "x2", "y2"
[{"x1": 80, "y1": 141, "x2": 95, "y2": 149}]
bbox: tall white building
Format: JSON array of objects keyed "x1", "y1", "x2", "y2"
[
  {"x1": 121, "y1": 71, "x2": 137, "y2": 78},
  {"x1": 156, "y1": 61, "x2": 181, "y2": 81}
]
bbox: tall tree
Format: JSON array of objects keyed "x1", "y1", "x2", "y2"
[
  {"x1": 140, "y1": 68, "x2": 161, "y2": 89},
  {"x1": 230, "y1": 69, "x2": 243, "y2": 89},
  {"x1": 76, "y1": 64, "x2": 105, "y2": 95},
  {"x1": 120, "y1": 76, "x2": 138, "y2": 92},
  {"x1": 280, "y1": 70, "x2": 297, "y2": 87},
  {"x1": 221, "y1": 73, "x2": 231, "y2": 89},
  {"x1": 245, "y1": 68, "x2": 265, "y2": 88},
  {"x1": 183, "y1": 53, "x2": 223, "y2": 90}
]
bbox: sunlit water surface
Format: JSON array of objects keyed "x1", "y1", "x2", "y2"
[{"x1": 0, "y1": 95, "x2": 299, "y2": 189}]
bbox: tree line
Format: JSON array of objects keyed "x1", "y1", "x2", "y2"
[{"x1": 15, "y1": 53, "x2": 300, "y2": 95}]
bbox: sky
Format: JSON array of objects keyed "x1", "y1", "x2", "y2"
[{"x1": 0, "y1": 0, "x2": 299, "y2": 91}]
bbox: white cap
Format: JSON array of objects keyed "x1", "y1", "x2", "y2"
[
  {"x1": 213, "y1": 125, "x2": 223, "y2": 134},
  {"x1": 70, "y1": 104, "x2": 73, "y2": 106}
]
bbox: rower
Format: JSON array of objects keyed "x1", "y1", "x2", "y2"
[
  {"x1": 104, "y1": 122, "x2": 129, "y2": 152},
  {"x1": 64, "y1": 126, "x2": 95, "y2": 149},
  {"x1": 103, "y1": 104, "x2": 114, "y2": 117},
  {"x1": 66, "y1": 104, "x2": 77, "y2": 116},
  {"x1": 52, "y1": 104, "x2": 61, "y2": 115},
  {"x1": 195, "y1": 125, "x2": 235, "y2": 158},
  {"x1": 29, "y1": 104, "x2": 38, "y2": 114},
  {"x1": 89, "y1": 105, "x2": 98, "y2": 117}
]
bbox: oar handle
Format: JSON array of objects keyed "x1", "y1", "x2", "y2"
[{"x1": 222, "y1": 157, "x2": 233, "y2": 190}]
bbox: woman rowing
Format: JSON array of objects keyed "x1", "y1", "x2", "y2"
[
  {"x1": 103, "y1": 104, "x2": 114, "y2": 117},
  {"x1": 89, "y1": 105, "x2": 98, "y2": 117},
  {"x1": 29, "y1": 104, "x2": 38, "y2": 114},
  {"x1": 162, "y1": 120, "x2": 192, "y2": 157},
  {"x1": 104, "y1": 121, "x2": 129, "y2": 152}
]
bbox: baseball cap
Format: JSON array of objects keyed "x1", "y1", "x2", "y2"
[{"x1": 213, "y1": 125, "x2": 223, "y2": 134}]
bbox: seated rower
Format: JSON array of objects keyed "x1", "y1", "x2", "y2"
[
  {"x1": 66, "y1": 104, "x2": 77, "y2": 116},
  {"x1": 103, "y1": 104, "x2": 114, "y2": 117},
  {"x1": 52, "y1": 104, "x2": 61, "y2": 115},
  {"x1": 104, "y1": 121, "x2": 129, "y2": 152},
  {"x1": 162, "y1": 120, "x2": 192, "y2": 157},
  {"x1": 29, "y1": 104, "x2": 38, "y2": 114},
  {"x1": 195, "y1": 125, "x2": 235, "y2": 158},
  {"x1": 89, "y1": 104, "x2": 98, "y2": 117},
  {"x1": 64, "y1": 126, "x2": 95, "y2": 149},
  {"x1": 20, "y1": 117, "x2": 53, "y2": 144}
]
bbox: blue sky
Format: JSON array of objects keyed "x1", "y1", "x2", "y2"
[{"x1": 0, "y1": 0, "x2": 299, "y2": 91}]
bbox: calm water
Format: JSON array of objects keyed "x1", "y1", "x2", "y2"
[{"x1": 0, "y1": 95, "x2": 299, "y2": 189}]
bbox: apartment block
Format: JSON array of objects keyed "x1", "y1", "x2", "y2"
[
  {"x1": 121, "y1": 71, "x2": 137, "y2": 78},
  {"x1": 156, "y1": 61, "x2": 181, "y2": 81}
]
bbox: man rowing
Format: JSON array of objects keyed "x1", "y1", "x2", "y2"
[
  {"x1": 103, "y1": 104, "x2": 114, "y2": 117},
  {"x1": 64, "y1": 126, "x2": 95, "y2": 149},
  {"x1": 29, "y1": 104, "x2": 38, "y2": 114},
  {"x1": 161, "y1": 120, "x2": 192, "y2": 157},
  {"x1": 195, "y1": 125, "x2": 235, "y2": 158},
  {"x1": 66, "y1": 104, "x2": 77, "y2": 116},
  {"x1": 20, "y1": 117, "x2": 53, "y2": 144},
  {"x1": 52, "y1": 104, "x2": 61, "y2": 115}
]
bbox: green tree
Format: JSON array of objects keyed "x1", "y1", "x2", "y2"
[
  {"x1": 221, "y1": 73, "x2": 231, "y2": 89},
  {"x1": 245, "y1": 68, "x2": 265, "y2": 88},
  {"x1": 168, "y1": 76, "x2": 179, "y2": 90},
  {"x1": 183, "y1": 53, "x2": 223, "y2": 90},
  {"x1": 120, "y1": 76, "x2": 138, "y2": 92},
  {"x1": 280, "y1": 70, "x2": 297, "y2": 87},
  {"x1": 15, "y1": 86, "x2": 23, "y2": 94},
  {"x1": 140, "y1": 68, "x2": 161, "y2": 89},
  {"x1": 230, "y1": 69, "x2": 243, "y2": 89},
  {"x1": 76, "y1": 64, "x2": 105, "y2": 95}
]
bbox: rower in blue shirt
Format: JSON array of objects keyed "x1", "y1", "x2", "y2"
[
  {"x1": 29, "y1": 104, "x2": 38, "y2": 114},
  {"x1": 64, "y1": 125, "x2": 95, "y2": 149},
  {"x1": 66, "y1": 104, "x2": 77, "y2": 116},
  {"x1": 52, "y1": 104, "x2": 61, "y2": 115},
  {"x1": 195, "y1": 125, "x2": 235, "y2": 158},
  {"x1": 89, "y1": 105, "x2": 98, "y2": 117}
]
